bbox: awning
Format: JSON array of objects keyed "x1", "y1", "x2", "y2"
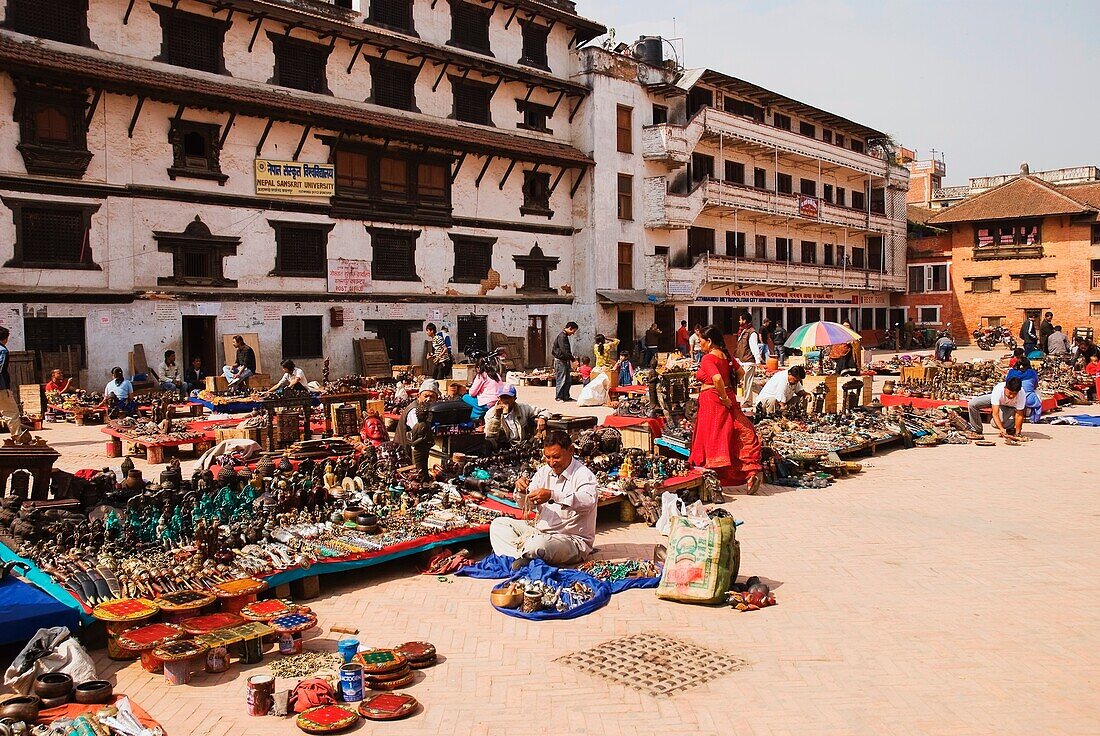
[{"x1": 596, "y1": 290, "x2": 665, "y2": 305}]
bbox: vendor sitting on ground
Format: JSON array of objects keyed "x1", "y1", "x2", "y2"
[
  {"x1": 44, "y1": 369, "x2": 73, "y2": 395},
  {"x1": 489, "y1": 430, "x2": 598, "y2": 569},
  {"x1": 104, "y1": 367, "x2": 137, "y2": 417},
  {"x1": 966, "y1": 376, "x2": 1026, "y2": 440},
  {"x1": 483, "y1": 385, "x2": 548, "y2": 451},
  {"x1": 461, "y1": 358, "x2": 505, "y2": 421},
  {"x1": 395, "y1": 379, "x2": 440, "y2": 480},
  {"x1": 223, "y1": 335, "x2": 257, "y2": 388},
  {"x1": 267, "y1": 360, "x2": 308, "y2": 394},
  {"x1": 156, "y1": 350, "x2": 184, "y2": 395},
  {"x1": 1085, "y1": 353, "x2": 1100, "y2": 401},
  {"x1": 754, "y1": 365, "x2": 809, "y2": 416}
]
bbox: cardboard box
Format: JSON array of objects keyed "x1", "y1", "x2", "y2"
[{"x1": 619, "y1": 424, "x2": 654, "y2": 453}]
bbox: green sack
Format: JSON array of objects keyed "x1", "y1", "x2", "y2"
[{"x1": 656, "y1": 515, "x2": 740, "y2": 604}]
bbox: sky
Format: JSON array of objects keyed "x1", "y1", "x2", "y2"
[{"x1": 575, "y1": 0, "x2": 1100, "y2": 185}]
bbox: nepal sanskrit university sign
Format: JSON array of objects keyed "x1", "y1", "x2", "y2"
[{"x1": 255, "y1": 159, "x2": 335, "y2": 197}]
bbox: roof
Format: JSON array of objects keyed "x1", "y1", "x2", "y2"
[
  {"x1": 0, "y1": 33, "x2": 593, "y2": 168},
  {"x1": 926, "y1": 176, "x2": 1092, "y2": 224},
  {"x1": 906, "y1": 205, "x2": 938, "y2": 226},
  {"x1": 595, "y1": 289, "x2": 665, "y2": 305},
  {"x1": 679, "y1": 68, "x2": 889, "y2": 142},
  {"x1": 1058, "y1": 181, "x2": 1100, "y2": 210}
]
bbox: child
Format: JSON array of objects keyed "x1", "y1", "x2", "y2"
[
  {"x1": 578, "y1": 356, "x2": 593, "y2": 384},
  {"x1": 615, "y1": 351, "x2": 635, "y2": 387},
  {"x1": 1086, "y1": 354, "x2": 1100, "y2": 401}
]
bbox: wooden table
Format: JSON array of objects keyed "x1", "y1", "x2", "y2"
[{"x1": 101, "y1": 427, "x2": 213, "y2": 465}]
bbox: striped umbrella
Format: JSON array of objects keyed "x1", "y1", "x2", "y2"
[{"x1": 783, "y1": 320, "x2": 862, "y2": 350}]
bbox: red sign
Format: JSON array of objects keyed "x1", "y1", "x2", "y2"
[{"x1": 798, "y1": 195, "x2": 820, "y2": 218}]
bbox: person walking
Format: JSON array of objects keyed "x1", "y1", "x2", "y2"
[
  {"x1": 689, "y1": 325, "x2": 704, "y2": 363},
  {"x1": 0, "y1": 327, "x2": 29, "y2": 443},
  {"x1": 1039, "y1": 312, "x2": 1054, "y2": 354},
  {"x1": 1020, "y1": 312, "x2": 1039, "y2": 355},
  {"x1": 551, "y1": 322, "x2": 578, "y2": 402},
  {"x1": 675, "y1": 320, "x2": 690, "y2": 357},
  {"x1": 771, "y1": 321, "x2": 787, "y2": 365},
  {"x1": 733, "y1": 313, "x2": 763, "y2": 406},
  {"x1": 688, "y1": 325, "x2": 762, "y2": 495},
  {"x1": 642, "y1": 323, "x2": 662, "y2": 367},
  {"x1": 425, "y1": 323, "x2": 453, "y2": 380}
]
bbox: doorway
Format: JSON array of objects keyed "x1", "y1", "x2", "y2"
[
  {"x1": 713, "y1": 307, "x2": 737, "y2": 336},
  {"x1": 654, "y1": 306, "x2": 676, "y2": 351},
  {"x1": 364, "y1": 320, "x2": 420, "y2": 365},
  {"x1": 527, "y1": 316, "x2": 547, "y2": 367},
  {"x1": 182, "y1": 316, "x2": 216, "y2": 375},
  {"x1": 687, "y1": 306, "x2": 708, "y2": 331},
  {"x1": 616, "y1": 310, "x2": 635, "y2": 356}
]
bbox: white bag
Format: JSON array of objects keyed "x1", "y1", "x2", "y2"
[
  {"x1": 655, "y1": 492, "x2": 711, "y2": 536},
  {"x1": 5, "y1": 627, "x2": 97, "y2": 696},
  {"x1": 577, "y1": 370, "x2": 610, "y2": 407}
]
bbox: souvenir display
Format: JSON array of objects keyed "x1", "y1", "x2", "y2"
[
  {"x1": 240, "y1": 598, "x2": 295, "y2": 622},
  {"x1": 92, "y1": 598, "x2": 160, "y2": 660},
  {"x1": 358, "y1": 692, "x2": 419, "y2": 721},
  {"x1": 296, "y1": 704, "x2": 360, "y2": 734},
  {"x1": 156, "y1": 590, "x2": 216, "y2": 623},
  {"x1": 117, "y1": 622, "x2": 186, "y2": 672},
  {"x1": 153, "y1": 639, "x2": 210, "y2": 686},
  {"x1": 353, "y1": 648, "x2": 407, "y2": 675}
]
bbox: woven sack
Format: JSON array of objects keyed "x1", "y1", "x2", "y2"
[{"x1": 656, "y1": 516, "x2": 739, "y2": 604}]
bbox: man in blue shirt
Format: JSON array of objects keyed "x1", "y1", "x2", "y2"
[
  {"x1": 104, "y1": 366, "x2": 137, "y2": 417},
  {"x1": 0, "y1": 327, "x2": 29, "y2": 443}
]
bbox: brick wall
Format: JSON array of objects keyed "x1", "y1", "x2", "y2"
[{"x1": 898, "y1": 230, "x2": 965, "y2": 335}]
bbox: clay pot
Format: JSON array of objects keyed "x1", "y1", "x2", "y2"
[
  {"x1": 73, "y1": 681, "x2": 114, "y2": 705},
  {"x1": 343, "y1": 507, "x2": 362, "y2": 522},
  {"x1": 0, "y1": 695, "x2": 41, "y2": 722},
  {"x1": 33, "y1": 672, "x2": 73, "y2": 700}
]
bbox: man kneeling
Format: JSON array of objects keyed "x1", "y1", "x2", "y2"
[{"x1": 489, "y1": 430, "x2": 597, "y2": 570}]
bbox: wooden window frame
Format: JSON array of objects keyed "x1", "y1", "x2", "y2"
[
  {"x1": 823, "y1": 243, "x2": 835, "y2": 266},
  {"x1": 1011, "y1": 273, "x2": 1055, "y2": 294},
  {"x1": 450, "y1": 234, "x2": 496, "y2": 284},
  {"x1": 836, "y1": 186, "x2": 846, "y2": 206},
  {"x1": 518, "y1": 19, "x2": 550, "y2": 70},
  {"x1": 772, "y1": 112, "x2": 791, "y2": 131},
  {"x1": 800, "y1": 178, "x2": 817, "y2": 197},
  {"x1": 867, "y1": 235, "x2": 885, "y2": 271},
  {"x1": 617, "y1": 174, "x2": 633, "y2": 221},
  {"x1": 799, "y1": 120, "x2": 816, "y2": 138},
  {"x1": 451, "y1": 76, "x2": 495, "y2": 126},
  {"x1": 516, "y1": 99, "x2": 553, "y2": 133},
  {"x1": 725, "y1": 231, "x2": 746, "y2": 259},
  {"x1": 800, "y1": 240, "x2": 817, "y2": 264},
  {"x1": 753, "y1": 167, "x2": 767, "y2": 189},
  {"x1": 366, "y1": 0, "x2": 417, "y2": 35},
  {"x1": 851, "y1": 190, "x2": 866, "y2": 211},
  {"x1": 690, "y1": 152, "x2": 714, "y2": 183},
  {"x1": 13, "y1": 81, "x2": 92, "y2": 178},
  {"x1": 367, "y1": 57, "x2": 420, "y2": 112},
  {"x1": 368, "y1": 227, "x2": 420, "y2": 282},
  {"x1": 688, "y1": 227, "x2": 715, "y2": 260},
  {"x1": 1091, "y1": 224, "x2": 1100, "y2": 245},
  {"x1": 154, "y1": 5, "x2": 230, "y2": 75},
  {"x1": 448, "y1": 0, "x2": 493, "y2": 56},
  {"x1": 617, "y1": 242, "x2": 633, "y2": 289},
  {"x1": 3, "y1": 197, "x2": 101, "y2": 270},
  {"x1": 4, "y1": 0, "x2": 92, "y2": 46},
  {"x1": 652, "y1": 104, "x2": 668, "y2": 125},
  {"x1": 329, "y1": 139, "x2": 452, "y2": 225},
  {"x1": 616, "y1": 105, "x2": 633, "y2": 154},
  {"x1": 268, "y1": 33, "x2": 332, "y2": 95},
  {"x1": 775, "y1": 237, "x2": 792, "y2": 262},
  {"x1": 270, "y1": 221, "x2": 334, "y2": 278},
  {"x1": 167, "y1": 119, "x2": 227, "y2": 184},
  {"x1": 776, "y1": 172, "x2": 793, "y2": 195},
  {"x1": 520, "y1": 170, "x2": 553, "y2": 218},
  {"x1": 965, "y1": 276, "x2": 999, "y2": 294},
  {"x1": 153, "y1": 216, "x2": 238, "y2": 287},
  {"x1": 281, "y1": 315, "x2": 324, "y2": 360},
  {"x1": 754, "y1": 234, "x2": 767, "y2": 259}
]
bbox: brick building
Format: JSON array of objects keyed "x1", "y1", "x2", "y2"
[{"x1": 900, "y1": 205, "x2": 961, "y2": 335}]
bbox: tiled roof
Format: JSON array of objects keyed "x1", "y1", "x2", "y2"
[
  {"x1": 906, "y1": 205, "x2": 938, "y2": 225},
  {"x1": 926, "y1": 175, "x2": 1092, "y2": 224},
  {"x1": 1058, "y1": 182, "x2": 1100, "y2": 210},
  {"x1": 0, "y1": 32, "x2": 594, "y2": 168}
]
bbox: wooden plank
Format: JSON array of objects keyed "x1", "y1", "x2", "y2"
[
  {"x1": 353, "y1": 338, "x2": 391, "y2": 377},
  {"x1": 7, "y1": 352, "x2": 36, "y2": 387},
  {"x1": 221, "y1": 333, "x2": 263, "y2": 374},
  {"x1": 19, "y1": 384, "x2": 44, "y2": 416}
]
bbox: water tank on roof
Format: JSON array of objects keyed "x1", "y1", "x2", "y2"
[{"x1": 635, "y1": 36, "x2": 664, "y2": 66}]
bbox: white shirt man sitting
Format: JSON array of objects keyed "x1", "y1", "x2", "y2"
[
  {"x1": 489, "y1": 431, "x2": 598, "y2": 570},
  {"x1": 754, "y1": 365, "x2": 809, "y2": 415}
]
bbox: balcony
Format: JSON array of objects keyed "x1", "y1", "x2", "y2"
[
  {"x1": 704, "y1": 255, "x2": 905, "y2": 291},
  {"x1": 642, "y1": 107, "x2": 909, "y2": 180},
  {"x1": 644, "y1": 177, "x2": 903, "y2": 236},
  {"x1": 972, "y1": 244, "x2": 1044, "y2": 261}
]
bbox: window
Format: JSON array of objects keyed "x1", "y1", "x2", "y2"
[
  {"x1": 1091, "y1": 302, "x2": 1100, "y2": 318},
  {"x1": 753, "y1": 167, "x2": 767, "y2": 189},
  {"x1": 822, "y1": 129, "x2": 833, "y2": 144},
  {"x1": 168, "y1": 120, "x2": 226, "y2": 183},
  {"x1": 282, "y1": 316, "x2": 323, "y2": 359},
  {"x1": 3, "y1": 199, "x2": 100, "y2": 269},
  {"x1": 368, "y1": 0, "x2": 415, "y2": 33},
  {"x1": 369, "y1": 59, "x2": 418, "y2": 111},
  {"x1": 773, "y1": 113, "x2": 791, "y2": 131},
  {"x1": 725, "y1": 232, "x2": 746, "y2": 258},
  {"x1": 617, "y1": 242, "x2": 633, "y2": 289},
  {"x1": 154, "y1": 216, "x2": 238, "y2": 287},
  {"x1": 850, "y1": 246, "x2": 865, "y2": 269},
  {"x1": 823, "y1": 243, "x2": 834, "y2": 266},
  {"x1": 1013, "y1": 274, "x2": 1053, "y2": 293},
  {"x1": 335, "y1": 148, "x2": 370, "y2": 192},
  {"x1": 521, "y1": 170, "x2": 553, "y2": 216},
  {"x1": 23, "y1": 317, "x2": 87, "y2": 369},
  {"x1": 370, "y1": 228, "x2": 419, "y2": 281},
  {"x1": 870, "y1": 186, "x2": 885, "y2": 214},
  {"x1": 687, "y1": 87, "x2": 713, "y2": 118},
  {"x1": 330, "y1": 142, "x2": 452, "y2": 223},
  {"x1": 519, "y1": 20, "x2": 550, "y2": 69},
  {"x1": 851, "y1": 190, "x2": 865, "y2": 210},
  {"x1": 272, "y1": 222, "x2": 333, "y2": 277},
  {"x1": 835, "y1": 133, "x2": 845, "y2": 148},
  {"x1": 775, "y1": 237, "x2": 791, "y2": 262},
  {"x1": 908, "y1": 264, "x2": 949, "y2": 293},
  {"x1": 449, "y1": 0, "x2": 492, "y2": 54},
  {"x1": 616, "y1": 105, "x2": 633, "y2": 153},
  {"x1": 867, "y1": 236, "x2": 884, "y2": 271},
  {"x1": 975, "y1": 221, "x2": 1042, "y2": 247},
  {"x1": 983, "y1": 316, "x2": 1004, "y2": 328},
  {"x1": 967, "y1": 277, "x2": 997, "y2": 293},
  {"x1": 13, "y1": 82, "x2": 92, "y2": 177},
  {"x1": 457, "y1": 314, "x2": 489, "y2": 355},
  {"x1": 652, "y1": 105, "x2": 668, "y2": 125},
  {"x1": 269, "y1": 34, "x2": 330, "y2": 94},
  {"x1": 723, "y1": 97, "x2": 764, "y2": 122},
  {"x1": 836, "y1": 187, "x2": 846, "y2": 206},
  {"x1": 800, "y1": 241, "x2": 816, "y2": 264},
  {"x1": 450, "y1": 234, "x2": 495, "y2": 284},
  {"x1": 799, "y1": 121, "x2": 815, "y2": 138},
  {"x1": 688, "y1": 227, "x2": 715, "y2": 260},
  {"x1": 724, "y1": 161, "x2": 745, "y2": 185},
  {"x1": 155, "y1": 7, "x2": 228, "y2": 74},
  {"x1": 5, "y1": 0, "x2": 89, "y2": 45},
  {"x1": 379, "y1": 157, "x2": 408, "y2": 196},
  {"x1": 1093, "y1": 259, "x2": 1100, "y2": 289},
  {"x1": 823, "y1": 184, "x2": 834, "y2": 204},
  {"x1": 917, "y1": 306, "x2": 941, "y2": 325},
  {"x1": 1092, "y1": 224, "x2": 1100, "y2": 245},
  {"x1": 800, "y1": 178, "x2": 817, "y2": 197},
  {"x1": 851, "y1": 139, "x2": 865, "y2": 154},
  {"x1": 690, "y1": 153, "x2": 714, "y2": 183},
  {"x1": 617, "y1": 174, "x2": 633, "y2": 220},
  {"x1": 516, "y1": 100, "x2": 552, "y2": 133},
  {"x1": 754, "y1": 234, "x2": 767, "y2": 259},
  {"x1": 452, "y1": 78, "x2": 494, "y2": 125},
  {"x1": 417, "y1": 162, "x2": 447, "y2": 200},
  {"x1": 776, "y1": 173, "x2": 792, "y2": 195}
]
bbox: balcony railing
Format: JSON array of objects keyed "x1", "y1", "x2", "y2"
[
  {"x1": 703, "y1": 255, "x2": 905, "y2": 291},
  {"x1": 642, "y1": 107, "x2": 909, "y2": 180},
  {"x1": 1092, "y1": 272, "x2": 1100, "y2": 289},
  {"x1": 972, "y1": 244, "x2": 1044, "y2": 261}
]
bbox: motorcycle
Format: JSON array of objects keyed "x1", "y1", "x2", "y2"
[{"x1": 971, "y1": 326, "x2": 1017, "y2": 351}]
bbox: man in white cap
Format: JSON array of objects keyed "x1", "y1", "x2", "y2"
[
  {"x1": 396, "y1": 378, "x2": 440, "y2": 479},
  {"x1": 482, "y1": 384, "x2": 548, "y2": 450}
]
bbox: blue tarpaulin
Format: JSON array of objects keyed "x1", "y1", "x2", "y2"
[{"x1": 0, "y1": 577, "x2": 81, "y2": 645}]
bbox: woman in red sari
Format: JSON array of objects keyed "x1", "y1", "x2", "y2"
[{"x1": 689, "y1": 325, "x2": 763, "y2": 495}]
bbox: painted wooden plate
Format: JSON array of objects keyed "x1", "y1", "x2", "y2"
[
  {"x1": 269, "y1": 612, "x2": 318, "y2": 634},
  {"x1": 353, "y1": 648, "x2": 407, "y2": 675},
  {"x1": 156, "y1": 590, "x2": 216, "y2": 612},
  {"x1": 367, "y1": 671, "x2": 415, "y2": 691},
  {"x1": 117, "y1": 622, "x2": 184, "y2": 651},
  {"x1": 92, "y1": 598, "x2": 159, "y2": 622},
  {"x1": 357, "y1": 692, "x2": 419, "y2": 721},
  {"x1": 240, "y1": 599, "x2": 292, "y2": 621},
  {"x1": 153, "y1": 639, "x2": 209, "y2": 662},
  {"x1": 295, "y1": 704, "x2": 359, "y2": 734},
  {"x1": 395, "y1": 641, "x2": 436, "y2": 662},
  {"x1": 364, "y1": 665, "x2": 411, "y2": 684},
  {"x1": 213, "y1": 577, "x2": 267, "y2": 598},
  {"x1": 179, "y1": 612, "x2": 245, "y2": 635}
]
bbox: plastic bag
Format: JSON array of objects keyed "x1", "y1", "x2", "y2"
[
  {"x1": 577, "y1": 371, "x2": 609, "y2": 407},
  {"x1": 655, "y1": 492, "x2": 686, "y2": 536},
  {"x1": 4, "y1": 627, "x2": 97, "y2": 695}
]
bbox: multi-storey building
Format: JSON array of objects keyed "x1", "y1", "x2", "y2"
[
  {"x1": 576, "y1": 41, "x2": 909, "y2": 351},
  {"x1": 0, "y1": 0, "x2": 604, "y2": 382}
]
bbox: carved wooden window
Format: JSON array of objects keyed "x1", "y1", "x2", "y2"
[
  {"x1": 369, "y1": 59, "x2": 418, "y2": 111},
  {"x1": 3, "y1": 199, "x2": 100, "y2": 269},
  {"x1": 450, "y1": 235, "x2": 495, "y2": 284},
  {"x1": 24, "y1": 317, "x2": 87, "y2": 369},
  {"x1": 368, "y1": 0, "x2": 415, "y2": 32},
  {"x1": 519, "y1": 20, "x2": 549, "y2": 69},
  {"x1": 154, "y1": 216, "x2": 239, "y2": 287},
  {"x1": 13, "y1": 82, "x2": 92, "y2": 177},
  {"x1": 370, "y1": 229, "x2": 420, "y2": 281},
  {"x1": 617, "y1": 242, "x2": 633, "y2": 289},
  {"x1": 330, "y1": 141, "x2": 452, "y2": 224},
  {"x1": 379, "y1": 157, "x2": 408, "y2": 196},
  {"x1": 168, "y1": 120, "x2": 226, "y2": 183},
  {"x1": 417, "y1": 162, "x2": 447, "y2": 200},
  {"x1": 269, "y1": 34, "x2": 331, "y2": 94},
  {"x1": 271, "y1": 222, "x2": 333, "y2": 278},
  {"x1": 517, "y1": 100, "x2": 552, "y2": 133},
  {"x1": 521, "y1": 170, "x2": 552, "y2": 217},
  {"x1": 282, "y1": 316, "x2": 323, "y2": 359},
  {"x1": 155, "y1": 6, "x2": 229, "y2": 74},
  {"x1": 616, "y1": 105, "x2": 633, "y2": 153},
  {"x1": 5, "y1": 0, "x2": 89, "y2": 46},
  {"x1": 452, "y1": 78, "x2": 494, "y2": 125},
  {"x1": 335, "y1": 149, "x2": 370, "y2": 193},
  {"x1": 449, "y1": 0, "x2": 491, "y2": 54}
]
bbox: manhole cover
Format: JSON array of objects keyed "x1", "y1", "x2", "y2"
[{"x1": 555, "y1": 632, "x2": 746, "y2": 697}]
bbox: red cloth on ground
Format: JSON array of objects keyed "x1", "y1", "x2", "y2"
[
  {"x1": 38, "y1": 695, "x2": 164, "y2": 732},
  {"x1": 688, "y1": 353, "x2": 762, "y2": 486}
]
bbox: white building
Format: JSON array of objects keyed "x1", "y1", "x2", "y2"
[
  {"x1": 576, "y1": 41, "x2": 909, "y2": 350},
  {"x1": 0, "y1": 0, "x2": 604, "y2": 383}
]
